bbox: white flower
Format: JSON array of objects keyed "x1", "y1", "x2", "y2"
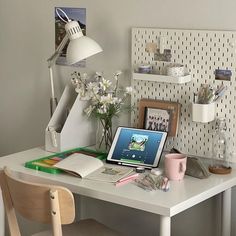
[
  {"x1": 95, "y1": 71, "x2": 103, "y2": 77},
  {"x1": 114, "y1": 70, "x2": 122, "y2": 80},
  {"x1": 71, "y1": 70, "x2": 132, "y2": 119},
  {"x1": 95, "y1": 72, "x2": 103, "y2": 81},
  {"x1": 81, "y1": 73, "x2": 88, "y2": 79},
  {"x1": 125, "y1": 86, "x2": 134, "y2": 95},
  {"x1": 75, "y1": 85, "x2": 82, "y2": 94},
  {"x1": 71, "y1": 77, "x2": 79, "y2": 85},
  {"x1": 84, "y1": 105, "x2": 94, "y2": 117},
  {"x1": 75, "y1": 83, "x2": 88, "y2": 98},
  {"x1": 100, "y1": 78, "x2": 112, "y2": 91},
  {"x1": 112, "y1": 97, "x2": 121, "y2": 104},
  {"x1": 87, "y1": 82, "x2": 99, "y2": 95},
  {"x1": 100, "y1": 94, "x2": 113, "y2": 104},
  {"x1": 91, "y1": 94, "x2": 101, "y2": 103},
  {"x1": 98, "y1": 105, "x2": 107, "y2": 114}
]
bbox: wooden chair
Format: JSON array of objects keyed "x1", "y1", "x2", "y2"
[{"x1": 0, "y1": 167, "x2": 122, "y2": 236}]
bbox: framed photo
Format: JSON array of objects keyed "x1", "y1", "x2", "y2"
[{"x1": 138, "y1": 99, "x2": 181, "y2": 137}]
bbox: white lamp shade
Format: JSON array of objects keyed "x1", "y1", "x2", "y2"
[
  {"x1": 47, "y1": 9, "x2": 103, "y2": 116},
  {"x1": 66, "y1": 36, "x2": 103, "y2": 65}
]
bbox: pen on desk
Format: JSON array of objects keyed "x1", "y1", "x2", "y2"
[{"x1": 115, "y1": 173, "x2": 139, "y2": 187}]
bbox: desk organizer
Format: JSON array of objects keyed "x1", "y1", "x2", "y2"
[
  {"x1": 131, "y1": 27, "x2": 236, "y2": 161},
  {"x1": 45, "y1": 85, "x2": 95, "y2": 153}
]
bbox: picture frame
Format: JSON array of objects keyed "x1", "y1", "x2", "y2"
[{"x1": 138, "y1": 99, "x2": 181, "y2": 137}]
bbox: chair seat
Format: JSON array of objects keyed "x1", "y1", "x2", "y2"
[{"x1": 32, "y1": 219, "x2": 122, "y2": 236}]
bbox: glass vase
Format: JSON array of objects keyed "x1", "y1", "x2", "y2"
[
  {"x1": 96, "y1": 118, "x2": 113, "y2": 153},
  {"x1": 209, "y1": 118, "x2": 232, "y2": 174}
]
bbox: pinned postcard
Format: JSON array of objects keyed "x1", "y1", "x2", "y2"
[
  {"x1": 146, "y1": 42, "x2": 157, "y2": 53},
  {"x1": 154, "y1": 49, "x2": 172, "y2": 62},
  {"x1": 215, "y1": 69, "x2": 232, "y2": 81}
]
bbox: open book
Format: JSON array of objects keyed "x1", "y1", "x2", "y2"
[{"x1": 54, "y1": 153, "x2": 133, "y2": 183}]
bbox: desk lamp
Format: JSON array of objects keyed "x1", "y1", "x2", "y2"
[{"x1": 47, "y1": 8, "x2": 103, "y2": 116}]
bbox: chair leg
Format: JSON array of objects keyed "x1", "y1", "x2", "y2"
[
  {"x1": 49, "y1": 189, "x2": 62, "y2": 236},
  {"x1": 0, "y1": 170, "x2": 21, "y2": 236}
]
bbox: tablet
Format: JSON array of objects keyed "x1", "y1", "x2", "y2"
[{"x1": 107, "y1": 127, "x2": 167, "y2": 168}]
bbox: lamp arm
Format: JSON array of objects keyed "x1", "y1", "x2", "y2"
[
  {"x1": 47, "y1": 34, "x2": 69, "y2": 68},
  {"x1": 47, "y1": 34, "x2": 69, "y2": 116}
]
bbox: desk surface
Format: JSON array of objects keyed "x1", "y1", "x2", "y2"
[{"x1": 1, "y1": 147, "x2": 236, "y2": 217}]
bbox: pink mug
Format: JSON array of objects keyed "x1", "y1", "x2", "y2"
[{"x1": 164, "y1": 153, "x2": 187, "y2": 180}]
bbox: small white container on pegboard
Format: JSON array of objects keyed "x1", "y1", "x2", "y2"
[{"x1": 192, "y1": 102, "x2": 215, "y2": 123}]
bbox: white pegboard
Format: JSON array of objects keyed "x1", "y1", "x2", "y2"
[{"x1": 131, "y1": 27, "x2": 236, "y2": 161}]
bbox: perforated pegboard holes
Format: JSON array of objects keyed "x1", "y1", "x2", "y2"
[{"x1": 131, "y1": 28, "x2": 236, "y2": 161}]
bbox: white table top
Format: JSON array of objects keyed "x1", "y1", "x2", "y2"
[{"x1": 1, "y1": 147, "x2": 236, "y2": 217}]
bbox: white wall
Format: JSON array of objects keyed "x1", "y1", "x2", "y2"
[{"x1": 1, "y1": 0, "x2": 236, "y2": 235}]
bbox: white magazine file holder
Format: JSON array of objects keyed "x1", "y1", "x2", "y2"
[{"x1": 45, "y1": 85, "x2": 95, "y2": 152}]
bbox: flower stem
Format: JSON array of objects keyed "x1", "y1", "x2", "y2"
[{"x1": 97, "y1": 118, "x2": 113, "y2": 151}]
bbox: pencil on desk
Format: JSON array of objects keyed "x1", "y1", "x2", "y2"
[{"x1": 115, "y1": 173, "x2": 139, "y2": 187}]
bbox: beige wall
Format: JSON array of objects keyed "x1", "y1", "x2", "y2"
[
  {"x1": 1, "y1": 0, "x2": 236, "y2": 156},
  {"x1": 1, "y1": 0, "x2": 236, "y2": 235}
]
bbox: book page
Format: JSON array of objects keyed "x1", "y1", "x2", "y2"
[
  {"x1": 54, "y1": 153, "x2": 104, "y2": 177},
  {"x1": 85, "y1": 164, "x2": 133, "y2": 183}
]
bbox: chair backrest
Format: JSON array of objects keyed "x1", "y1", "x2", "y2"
[{"x1": 0, "y1": 167, "x2": 75, "y2": 236}]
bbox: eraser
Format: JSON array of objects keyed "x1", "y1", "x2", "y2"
[{"x1": 151, "y1": 168, "x2": 163, "y2": 176}]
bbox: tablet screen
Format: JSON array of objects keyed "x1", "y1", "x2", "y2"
[{"x1": 107, "y1": 127, "x2": 167, "y2": 168}]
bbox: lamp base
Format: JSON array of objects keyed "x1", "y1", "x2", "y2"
[{"x1": 50, "y1": 97, "x2": 58, "y2": 117}]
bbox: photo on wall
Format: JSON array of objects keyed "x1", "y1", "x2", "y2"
[
  {"x1": 55, "y1": 7, "x2": 86, "y2": 67},
  {"x1": 138, "y1": 99, "x2": 181, "y2": 137},
  {"x1": 144, "y1": 107, "x2": 171, "y2": 132}
]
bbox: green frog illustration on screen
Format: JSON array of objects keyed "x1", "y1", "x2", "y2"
[{"x1": 128, "y1": 134, "x2": 148, "y2": 151}]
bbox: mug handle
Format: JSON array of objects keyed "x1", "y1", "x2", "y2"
[{"x1": 180, "y1": 161, "x2": 186, "y2": 173}]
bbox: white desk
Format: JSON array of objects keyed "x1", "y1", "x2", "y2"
[{"x1": 0, "y1": 147, "x2": 236, "y2": 236}]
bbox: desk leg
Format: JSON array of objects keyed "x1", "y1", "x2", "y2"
[
  {"x1": 0, "y1": 187, "x2": 5, "y2": 236},
  {"x1": 222, "y1": 188, "x2": 231, "y2": 236},
  {"x1": 160, "y1": 216, "x2": 171, "y2": 236}
]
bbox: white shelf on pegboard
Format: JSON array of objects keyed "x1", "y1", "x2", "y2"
[{"x1": 133, "y1": 72, "x2": 192, "y2": 84}]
